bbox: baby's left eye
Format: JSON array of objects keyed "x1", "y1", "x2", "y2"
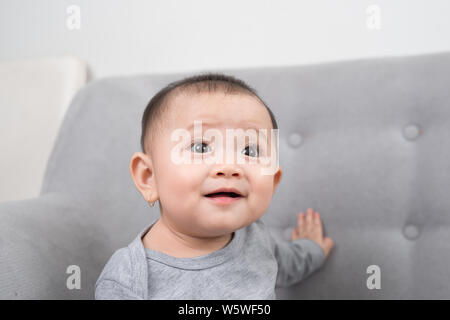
[
  {"x1": 242, "y1": 145, "x2": 259, "y2": 157},
  {"x1": 190, "y1": 141, "x2": 211, "y2": 154}
]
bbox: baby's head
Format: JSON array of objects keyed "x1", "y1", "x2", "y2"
[{"x1": 130, "y1": 73, "x2": 282, "y2": 238}]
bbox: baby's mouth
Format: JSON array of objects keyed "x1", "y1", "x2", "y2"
[
  {"x1": 204, "y1": 191, "x2": 243, "y2": 205},
  {"x1": 204, "y1": 192, "x2": 242, "y2": 198}
]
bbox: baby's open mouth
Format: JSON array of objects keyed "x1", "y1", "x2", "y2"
[{"x1": 204, "y1": 192, "x2": 242, "y2": 198}]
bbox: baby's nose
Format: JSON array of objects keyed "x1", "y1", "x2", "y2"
[{"x1": 212, "y1": 164, "x2": 243, "y2": 178}]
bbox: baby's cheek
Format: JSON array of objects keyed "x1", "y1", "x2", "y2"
[
  {"x1": 159, "y1": 163, "x2": 198, "y2": 200},
  {"x1": 249, "y1": 176, "x2": 273, "y2": 210}
]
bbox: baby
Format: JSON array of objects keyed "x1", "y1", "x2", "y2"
[{"x1": 95, "y1": 73, "x2": 334, "y2": 299}]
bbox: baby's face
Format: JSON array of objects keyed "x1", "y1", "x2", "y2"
[{"x1": 143, "y1": 91, "x2": 281, "y2": 237}]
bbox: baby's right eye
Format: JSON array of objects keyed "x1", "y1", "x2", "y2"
[{"x1": 190, "y1": 141, "x2": 211, "y2": 154}]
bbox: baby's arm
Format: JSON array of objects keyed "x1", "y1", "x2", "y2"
[
  {"x1": 290, "y1": 208, "x2": 334, "y2": 258},
  {"x1": 265, "y1": 208, "x2": 334, "y2": 288}
]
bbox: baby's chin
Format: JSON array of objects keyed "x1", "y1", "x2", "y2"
[{"x1": 195, "y1": 213, "x2": 255, "y2": 234}]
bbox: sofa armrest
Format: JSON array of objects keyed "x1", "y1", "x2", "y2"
[{"x1": 0, "y1": 193, "x2": 104, "y2": 299}]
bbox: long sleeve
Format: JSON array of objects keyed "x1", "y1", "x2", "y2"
[
  {"x1": 95, "y1": 279, "x2": 143, "y2": 300},
  {"x1": 266, "y1": 225, "x2": 326, "y2": 289}
]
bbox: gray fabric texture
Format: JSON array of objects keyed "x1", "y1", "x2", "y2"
[
  {"x1": 94, "y1": 217, "x2": 325, "y2": 299},
  {"x1": 1, "y1": 51, "x2": 450, "y2": 299}
]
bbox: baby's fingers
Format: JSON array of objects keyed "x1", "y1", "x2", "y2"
[
  {"x1": 314, "y1": 211, "x2": 322, "y2": 225},
  {"x1": 306, "y1": 209, "x2": 324, "y2": 237},
  {"x1": 297, "y1": 212, "x2": 304, "y2": 225},
  {"x1": 295, "y1": 212, "x2": 305, "y2": 237},
  {"x1": 305, "y1": 208, "x2": 314, "y2": 225},
  {"x1": 313, "y1": 211, "x2": 324, "y2": 234}
]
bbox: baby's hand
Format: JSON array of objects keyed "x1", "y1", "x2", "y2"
[{"x1": 291, "y1": 208, "x2": 334, "y2": 259}]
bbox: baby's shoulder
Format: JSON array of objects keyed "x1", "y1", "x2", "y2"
[
  {"x1": 246, "y1": 219, "x2": 273, "y2": 244},
  {"x1": 107, "y1": 247, "x2": 133, "y2": 268},
  {"x1": 96, "y1": 247, "x2": 134, "y2": 285},
  {"x1": 251, "y1": 218, "x2": 269, "y2": 233},
  {"x1": 249, "y1": 219, "x2": 277, "y2": 248},
  {"x1": 95, "y1": 246, "x2": 146, "y2": 299}
]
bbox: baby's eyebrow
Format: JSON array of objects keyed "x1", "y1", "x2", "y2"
[
  {"x1": 184, "y1": 122, "x2": 268, "y2": 140},
  {"x1": 189, "y1": 127, "x2": 268, "y2": 143}
]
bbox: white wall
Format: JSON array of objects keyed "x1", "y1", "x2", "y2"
[{"x1": 1, "y1": 0, "x2": 450, "y2": 80}]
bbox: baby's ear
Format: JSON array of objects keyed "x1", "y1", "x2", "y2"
[
  {"x1": 130, "y1": 152, "x2": 157, "y2": 199},
  {"x1": 273, "y1": 167, "x2": 283, "y2": 191}
]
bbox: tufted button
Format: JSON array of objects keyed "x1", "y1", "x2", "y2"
[
  {"x1": 403, "y1": 224, "x2": 420, "y2": 240},
  {"x1": 403, "y1": 123, "x2": 422, "y2": 140},
  {"x1": 287, "y1": 132, "x2": 303, "y2": 148}
]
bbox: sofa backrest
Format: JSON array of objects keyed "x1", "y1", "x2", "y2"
[{"x1": 41, "y1": 52, "x2": 450, "y2": 298}]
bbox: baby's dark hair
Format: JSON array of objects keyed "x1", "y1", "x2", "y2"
[{"x1": 140, "y1": 72, "x2": 278, "y2": 155}]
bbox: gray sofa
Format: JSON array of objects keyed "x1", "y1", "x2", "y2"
[{"x1": 1, "y1": 52, "x2": 449, "y2": 299}]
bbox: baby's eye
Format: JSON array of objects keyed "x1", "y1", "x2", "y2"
[
  {"x1": 190, "y1": 141, "x2": 211, "y2": 154},
  {"x1": 242, "y1": 144, "x2": 259, "y2": 158}
]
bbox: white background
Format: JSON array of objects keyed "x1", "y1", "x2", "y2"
[{"x1": 1, "y1": 0, "x2": 450, "y2": 80}]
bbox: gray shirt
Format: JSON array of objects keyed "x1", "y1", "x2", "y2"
[{"x1": 95, "y1": 217, "x2": 326, "y2": 299}]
